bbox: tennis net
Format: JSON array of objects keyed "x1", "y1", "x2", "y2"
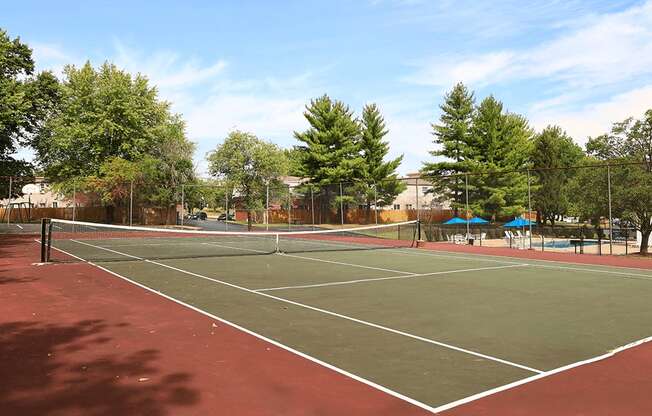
[{"x1": 42, "y1": 219, "x2": 419, "y2": 263}]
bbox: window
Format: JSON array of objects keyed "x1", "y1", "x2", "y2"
[
  {"x1": 405, "y1": 204, "x2": 413, "y2": 210},
  {"x1": 39, "y1": 203, "x2": 46, "y2": 208},
  {"x1": 52, "y1": 202, "x2": 58, "y2": 208},
  {"x1": 393, "y1": 204, "x2": 400, "y2": 210},
  {"x1": 422, "y1": 186, "x2": 429, "y2": 193}
]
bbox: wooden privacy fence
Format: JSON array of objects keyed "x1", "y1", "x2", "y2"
[
  {"x1": 0, "y1": 206, "x2": 177, "y2": 225},
  {"x1": 235, "y1": 208, "x2": 455, "y2": 225}
]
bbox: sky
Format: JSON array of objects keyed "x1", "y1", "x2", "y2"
[{"x1": 4, "y1": 0, "x2": 652, "y2": 176}]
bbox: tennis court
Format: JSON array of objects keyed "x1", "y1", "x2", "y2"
[{"x1": 42, "y1": 219, "x2": 652, "y2": 413}]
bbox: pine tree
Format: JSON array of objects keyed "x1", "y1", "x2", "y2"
[
  {"x1": 358, "y1": 103, "x2": 405, "y2": 208},
  {"x1": 469, "y1": 96, "x2": 533, "y2": 220},
  {"x1": 294, "y1": 95, "x2": 364, "y2": 216},
  {"x1": 421, "y1": 83, "x2": 475, "y2": 213},
  {"x1": 294, "y1": 95, "x2": 363, "y2": 185}
]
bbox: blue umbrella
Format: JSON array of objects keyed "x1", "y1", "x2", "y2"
[
  {"x1": 443, "y1": 217, "x2": 467, "y2": 225},
  {"x1": 468, "y1": 217, "x2": 489, "y2": 224},
  {"x1": 503, "y1": 218, "x2": 535, "y2": 227}
]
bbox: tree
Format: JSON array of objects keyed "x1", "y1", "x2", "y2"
[
  {"x1": 530, "y1": 126, "x2": 583, "y2": 225},
  {"x1": 467, "y1": 97, "x2": 533, "y2": 220},
  {"x1": 294, "y1": 95, "x2": 363, "y2": 216},
  {"x1": 284, "y1": 147, "x2": 304, "y2": 177},
  {"x1": 207, "y1": 131, "x2": 287, "y2": 230},
  {"x1": 421, "y1": 82, "x2": 475, "y2": 214},
  {"x1": 30, "y1": 61, "x2": 194, "y2": 209},
  {"x1": 578, "y1": 110, "x2": 652, "y2": 254},
  {"x1": 0, "y1": 29, "x2": 59, "y2": 196},
  {"x1": 358, "y1": 103, "x2": 405, "y2": 208},
  {"x1": 294, "y1": 95, "x2": 363, "y2": 184}
]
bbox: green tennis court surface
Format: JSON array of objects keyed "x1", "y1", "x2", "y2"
[{"x1": 45, "y1": 221, "x2": 652, "y2": 411}]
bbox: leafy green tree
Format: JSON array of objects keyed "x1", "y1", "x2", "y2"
[
  {"x1": 0, "y1": 29, "x2": 59, "y2": 196},
  {"x1": 284, "y1": 147, "x2": 304, "y2": 177},
  {"x1": 530, "y1": 126, "x2": 584, "y2": 225},
  {"x1": 31, "y1": 61, "x2": 194, "y2": 208},
  {"x1": 467, "y1": 97, "x2": 533, "y2": 220},
  {"x1": 577, "y1": 110, "x2": 652, "y2": 254},
  {"x1": 207, "y1": 130, "x2": 287, "y2": 230},
  {"x1": 421, "y1": 82, "x2": 475, "y2": 213},
  {"x1": 358, "y1": 103, "x2": 405, "y2": 208}
]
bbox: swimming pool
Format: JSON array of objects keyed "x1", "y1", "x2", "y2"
[{"x1": 543, "y1": 239, "x2": 600, "y2": 248}]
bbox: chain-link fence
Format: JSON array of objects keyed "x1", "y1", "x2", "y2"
[{"x1": 5, "y1": 162, "x2": 650, "y2": 255}]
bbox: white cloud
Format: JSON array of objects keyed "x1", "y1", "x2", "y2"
[
  {"x1": 404, "y1": 1, "x2": 652, "y2": 89},
  {"x1": 529, "y1": 84, "x2": 652, "y2": 145}
]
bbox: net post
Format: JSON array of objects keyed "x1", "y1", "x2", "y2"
[
  {"x1": 288, "y1": 184, "x2": 291, "y2": 231},
  {"x1": 46, "y1": 219, "x2": 53, "y2": 262},
  {"x1": 40, "y1": 218, "x2": 47, "y2": 262},
  {"x1": 417, "y1": 219, "x2": 422, "y2": 242},
  {"x1": 275, "y1": 233, "x2": 280, "y2": 253}
]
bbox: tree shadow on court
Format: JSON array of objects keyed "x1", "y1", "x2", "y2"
[
  {"x1": 0, "y1": 319, "x2": 200, "y2": 416},
  {"x1": 0, "y1": 275, "x2": 38, "y2": 285}
]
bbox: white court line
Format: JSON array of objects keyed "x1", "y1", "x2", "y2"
[
  {"x1": 42, "y1": 240, "x2": 652, "y2": 413},
  {"x1": 44, "y1": 242, "x2": 436, "y2": 414},
  {"x1": 431, "y1": 334, "x2": 652, "y2": 413},
  {"x1": 15, "y1": 224, "x2": 23, "y2": 229},
  {"x1": 390, "y1": 248, "x2": 652, "y2": 280},
  {"x1": 70, "y1": 239, "x2": 543, "y2": 374},
  {"x1": 255, "y1": 264, "x2": 528, "y2": 292},
  {"x1": 203, "y1": 241, "x2": 415, "y2": 275}
]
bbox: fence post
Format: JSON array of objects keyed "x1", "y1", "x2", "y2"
[
  {"x1": 415, "y1": 177, "x2": 419, "y2": 223},
  {"x1": 72, "y1": 182, "x2": 76, "y2": 232},
  {"x1": 607, "y1": 164, "x2": 613, "y2": 255},
  {"x1": 129, "y1": 180, "x2": 134, "y2": 226},
  {"x1": 374, "y1": 183, "x2": 378, "y2": 225},
  {"x1": 266, "y1": 183, "x2": 269, "y2": 231},
  {"x1": 310, "y1": 185, "x2": 315, "y2": 231},
  {"x1": 288, "y1": 184, "x2": 291, "y2": 231},
  {"x1": 465, "y1": 174, "x2": 470, "y2": 239},
  {"x1": 527, "y1": 169, "x2": 532, "y2": 249},
  {"x1": 225, "y1": 187, "x2": 229, "y2": 231},
  {"x1": 180, "y1": 184, "x2": 185, "y2": 226},
  {"x1": 339, "y1": 182, "x2": 344, "y2": 226},
  {"x1": 6, "y1": 176, "x2": 11, "y2": 225}
]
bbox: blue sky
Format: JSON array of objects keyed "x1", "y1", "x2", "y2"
[{"x1": 4, "y1": 0, "x2": 652, "y2": 175}]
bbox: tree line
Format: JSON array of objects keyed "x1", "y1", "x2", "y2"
[
  {"x1": 1, "y1": 28, "x2": 650, "y2": 253},
  {"x1": 424, "y1": 82, "x2": 651, "y2": 253}
]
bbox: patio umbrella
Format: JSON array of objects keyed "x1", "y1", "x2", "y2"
[
  {"x1": 504, "y1": 217, "x2": 535, "y2": 248},
  {"x1": 442, "y1": 217, "x2": 467, "y2": 241},
  {"x1": 468, "y1": 217, "x2": 489, "y2": 224},
  {"x1": 503, "y1": 218, "x2": 534, "y2": 227},
  {"x1": 443, "y1": 217, "x2": 467, "y2": 225}
]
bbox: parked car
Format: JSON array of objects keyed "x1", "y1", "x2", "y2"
[
  {"x1": 186, "y1": 211, "x2": 208, "y2": 220},
  {"x1": 217, "y1": 213, "x2": 235, "y2": 221}
]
